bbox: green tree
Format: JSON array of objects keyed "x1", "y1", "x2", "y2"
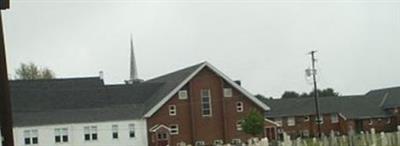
[
  {"x1": 281, "y1": 91, "x2": 300, "y2": 98},
  {"x1": 281, "y1": 88, "x2": 340, "y2": 98},
  {"x1": 15, "y1": 63, "x2": 55, "y2": 80},
  {"x1": 302, "y1": 88, "x2": 339, "y2": 97},
  {"x1": 241, "y1": 109, "x2": 264, "y2": 136}
]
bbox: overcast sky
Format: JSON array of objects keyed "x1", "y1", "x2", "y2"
[{"x1": 2, "y1": 0, "x2": 400, "y2": 98}]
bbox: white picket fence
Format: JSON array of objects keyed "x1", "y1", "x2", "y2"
[
  {"x1": 177, "y1": 127, "x2": 400, "y2": 146},
  {"x1": 273, "y1": 127, "x2": 400, "y2": 146}
]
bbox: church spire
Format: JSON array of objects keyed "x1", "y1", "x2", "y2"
[
  {"x1": 130, "y1": 34, "x2": 138, "y2": 81},
  {"x1": 126, "y1": 34, "x2": 143, "y2": 84}
]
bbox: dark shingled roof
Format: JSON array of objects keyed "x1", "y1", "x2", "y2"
[
  {"x1": 366, "y1": 86, "x2": 400, "y2": 109},
  {"x1": 4, "y1": 63, "x2": 204, "y2": 127},
  {"x1": 259, "y1": 94, "x2": 392, "y2": 120},
  {"x1": 142, "y1": 62, "x2": 204, "y2": 114}
]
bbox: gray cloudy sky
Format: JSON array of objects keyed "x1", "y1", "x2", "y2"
[{"x1": 2, "y1": 0, "x2": 400, "y2": 98}]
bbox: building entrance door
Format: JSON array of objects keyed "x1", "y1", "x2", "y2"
[
  {"x1": 157, "y1": 132, "x2": 169, "y2": 146},
  {"x1": 355, "y1": 120, "x2": 363, "y2": 133},
  {"x1": 265, "y1": 127, "x2": 277, "y2": 140}
]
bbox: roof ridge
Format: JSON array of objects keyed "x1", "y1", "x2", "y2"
[
  {"x1": 368, "y1": 86, "x2": 400, "y2": 93},
  {"x1": 268, "y1": 95, "x2": 364, "y2": 101},
  {"x1": 10, "y1": 76, "x2": 101, "y2": 82},
  {"x1": 145, "y1": 62, "x2": 205, "y2": 83}
]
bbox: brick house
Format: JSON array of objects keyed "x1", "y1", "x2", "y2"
[
  {"x1": 257, "y1": 87, "x2": 400, "y2": 138},
  {"x1": 143, "y1": 62, "x2": 277, "y2": 146}
]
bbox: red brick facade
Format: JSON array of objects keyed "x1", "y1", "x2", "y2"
[
  {"x1": 273, "y1": 114, "x2": 396, "y2": 138},
  {"x1": 146, "y1": 67, "x2": 272, "y2": 146}
]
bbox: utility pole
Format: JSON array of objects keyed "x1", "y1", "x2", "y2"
[
  {"x1": 0, "y1": 0, "x2": 14, "y2": 146},
  {"x1": 309, "y1": 50, "x2": 322, "y2": 138}
]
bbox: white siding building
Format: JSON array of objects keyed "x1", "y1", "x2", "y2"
[{"x1": 3, "y1": 120, "x2": 147, "y2": 146}]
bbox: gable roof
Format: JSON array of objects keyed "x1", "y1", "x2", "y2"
[
  {"x1": 7, "y1": 77, "x2": 162, "y2": 127},
  {"x1": 5, "y1": 61, "x2": 268, "y2": 127},
  {"x1": 143, "y1": 61, "x2": 270, "y2": 117},
  {"x1": 366, "y1": 86, "x2": 400, "y2": 109},
  {"x1": 259, "y1": 95, "x2": 391, "y2": 120}
]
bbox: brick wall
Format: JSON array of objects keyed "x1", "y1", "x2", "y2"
[
  {"x1": 146, "y1": 67, "x2": 267, "y2": 146},
  {"x1": 275, "y1": 113, "x2": 346, "y2": 138}
]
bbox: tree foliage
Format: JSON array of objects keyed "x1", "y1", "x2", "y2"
[
  {"x1": 241, "y1": 109, "x2": 264, "y2": 136},
  {"x1": 15, "y1": 63, "x2": 55, "y2": 80},
  {"x1": 281, "y1": 88, "x2": 339, "y2": 98},
  {"x1": 281, "y1": 91, "x2": 300, "y2": 99}
]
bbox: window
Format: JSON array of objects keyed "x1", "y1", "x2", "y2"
[
  {"x1": 195, "y1": 141, "x2": 205, "y2": 146},
  {"x1": 236, "y1": 101, "x2": 244, "y2": 112},
  {"x1": 83, "y1": 126, "x2": 97, "y2": 141},
  {"x1": 129, "y1": 124, "x2": 135, "y2": 138},
  {"x1": 232, "y1": 139, "x2": 242, "y2": 144},
  {"x1": 287, "y1": 117, "x2": 295, "y2": 126},
  {"x1": 169, "y1": 105, "x2": 177, "y2": 116},
  {"x1": 91, "y1": 126, "x2": 98, "y2": 140},
  {"x1": 112, "y1": 125, "x2": 118, "y2": 139},
  {"x1": 316, "y1": 116, "x2": 324, "y2": 124},
  {"x1": 178, "y1": 90, "x2": 188, "y2": 100},
  {"x1": 55, "y1": 128, "x2": 68, "y2": 143},
  {"x1": 302, "y1": 130, "x2": 310, "y2": 137},
  {"x1": 275, "y1": 118, "x2": 282, "y2": 126},
  {"x1": 303, "y1": 116, "x2": 310, "y2": 122},
  {"x1": 170, "y1": 124, "x2": 179, "y2": 135},
  {"x1": 236, "y1": 120, "x2": 243, "y2": 131},
  {"x1": 213, "y1": 139, "x2": 224, "y2": 145},
  {"x1": 331, "y1": 114, "x2": 339, "y2": 123},
  {"x1": 201, "y1": 89, "x2": 212, "y2": 116},
  {"x1": 157, "y1": 133, "x2": 168, "y2": 140},
  {"x1": 368, "y1": 119, "x2": 373, "y2": 125},
  {"x1": 223, "y1": 88, "x2": 233, "y2": 97},
  {"x1": 387, "y1": 118, "x2": 391, "y2": 124},
  {"x1": 24, "y1": 130, "x2": 38, "y2": 145}
]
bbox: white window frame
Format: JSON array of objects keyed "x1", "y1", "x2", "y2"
[
  {"x1": 83, "y1": 126, "x2": 98, "y2": 141},
  {"x1": 387, "y1": 118, "x2": 391, "y2": 124},
  {"x1": 112, "y1": 125, "x2": 119, "y2": 139},
  {"x1": 201, "y1": 89, "x2": 212, "y2": 117},
  {"x1": 169, "y1": 124, "x2": 179, "y2": 135},
  {"x1": 169, "y1": 105, "x2": 177, "y2": 116},
  {"x1": 232, "y1": 139, "x2": 242, "y2": 144},
  {"x1": 236, "y1": 101, "x2": 244, "y2": 112},
  {"x1": 368, "y1": 119, "x2": 373, "y2": 125},
  {"x1": 315, "y1": 116, "x2": 324, "y2": 125},
  {"x1": 304, "y1": 116, "x2": 310, "y2": 122},
  {"x1": 24, "y1": 129, "x2": 39, "y2": 145},
  {"x1": 54, "y1": 128, "x2": 68, "y2": 143},
  {"x1": 331, "y1": 114, "x2": 339, "y2": 123},
  {"x1": 195, "y1": 141, "x2": 205, "y2": 146},
  {"x1": 236, "y1": 120, "x2": 243, "y2": 131},
  {"x1": 223, "y1": 88, "x2": 233, "y2": 97},
  {"x1": 178, "y1": 90, "x2": 188, "y2": 100},
  {"x1": 213, "y1": 139, "x2": 224, "y2": 145},
  {"x1": 129, "y1": 124, "x2": 135, "y2": 138},
  {"x1": 287, "y1": 117, "x2": 295, "y2": 126},
  {"x1": 302, "y1": 130, "x2": 310, "y2": 137}
]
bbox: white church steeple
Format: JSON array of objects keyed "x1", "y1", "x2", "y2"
[{"x1": 126, "y1": 34, "x2": 143, "y2": 84}]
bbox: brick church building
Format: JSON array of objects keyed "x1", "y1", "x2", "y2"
[
  {"x1": 1, "y1": 43, "x2": 278, "y2": 146},
  {"x1": 143, "y1": 62, "x2": 277, "y2": 146}
]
